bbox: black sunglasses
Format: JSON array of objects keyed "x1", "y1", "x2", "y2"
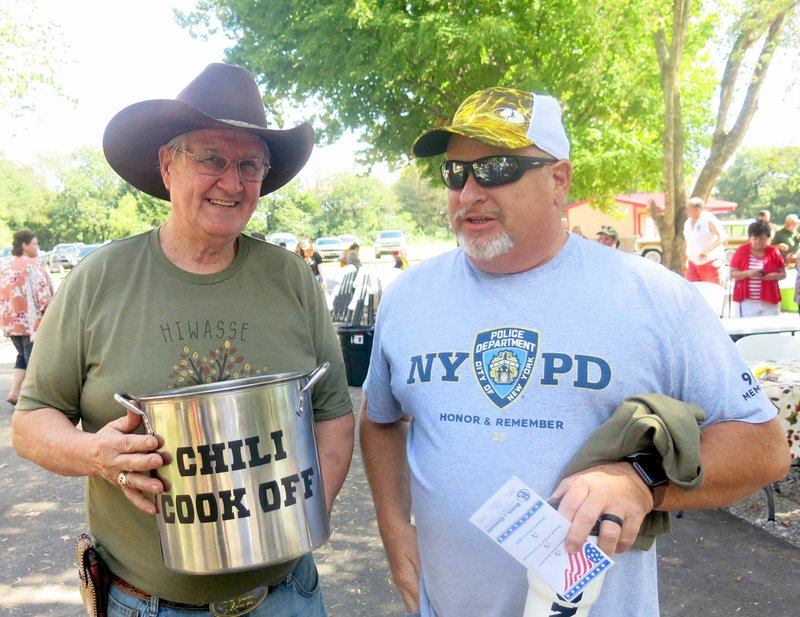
[{"x1": 440, "y1": 155, "x2": 558, "y2": 189}]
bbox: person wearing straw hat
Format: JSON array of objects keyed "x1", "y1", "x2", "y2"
[
  {"x1": 359, "y1": 86, "x2": 789, "y2": 617},
  {"x1": 11, "y1": 63, "x2": 353, "y2": 616}
]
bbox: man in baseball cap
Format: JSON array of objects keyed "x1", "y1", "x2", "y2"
[
  {"x1": 596, "y1": 226, "x2": 620, "y2": 248},
  {"x1": 360, "y1": 86, "x2": 788, "y2": 617},
  {"x1": 412, "y1": 87, "x2": 570, "y2": 160}
]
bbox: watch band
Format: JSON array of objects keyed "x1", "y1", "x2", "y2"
[
  {"x1": 650, "y1": 482, "x2": 667, "y2": 509},
  {"x1": 624, "y1": 452, "x2": 669, "y2": 510}
]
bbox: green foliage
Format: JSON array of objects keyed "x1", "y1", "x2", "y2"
[
  {"x1": 119, "y1": 186, "x2": 171, "y2": 228},
  {"x1": 0, "y1": 0, "x2": 72, "y2": 116},
  {"x1": 248, "y1": 171, "x2": 431, "y2": 241},
  {"x1": 0, "y1": 148, "x2": 440, "y2": 248},
  {"x1": 393, "y1": 167, "x2": 450, "y2": 238},
  {"x1": 0, "y1": 158, "x2": 52, "y2": 246},
  {"x1": 255, "y1": 180, "x2": 321, "y2": 236},
  {"x1": 0, "y1": 148, "x2": 173, "y2": 248},
  {"x1": 180, "y1": 0, "x2": 718, "y2": 203},
  {"x1": 715, "y1": 146, "x2": 800, "y2": 220},
  {"x1": 47, "y1": 148, "x2": 152, "y2": 243},
  {"x1": 312, "y1": 173, "x2": 401, "y2": 238}
]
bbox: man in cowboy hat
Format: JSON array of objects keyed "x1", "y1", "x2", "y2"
[
  {"x1": 359, "y1": 86, "x2": 788, "y2": 617},
  {"x1": 12, "y1": 63, "x2": 354, "y2": 616}
]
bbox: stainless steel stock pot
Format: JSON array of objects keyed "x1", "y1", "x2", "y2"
[{"x1": 114, "y1": 362, "x2": 330, "y2": 574}]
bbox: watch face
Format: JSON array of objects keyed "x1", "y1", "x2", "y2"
[{"x1": 631, "y1": 454, "x2": 668, "y2": 487}]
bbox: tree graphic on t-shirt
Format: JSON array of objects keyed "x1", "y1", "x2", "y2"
[{"x1": 168, "y1": 339, "x2": 268, "y2": 387}]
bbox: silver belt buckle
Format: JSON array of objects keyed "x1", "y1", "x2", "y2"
[{"x1": 209, "y1": 586, "x2": 269, "y2": 617}]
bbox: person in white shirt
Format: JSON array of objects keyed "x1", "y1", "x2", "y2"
[{"x1": 683, "y1": 196, "x2": 727, "y2": 285}]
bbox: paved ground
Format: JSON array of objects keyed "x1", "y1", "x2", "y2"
[{"x1": 2, "y1": 337, "x2": 800, "y2": 616}]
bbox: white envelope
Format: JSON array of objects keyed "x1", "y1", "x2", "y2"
[{"x1": 470, "y1": 475, "x2": 613, "y2": 601}]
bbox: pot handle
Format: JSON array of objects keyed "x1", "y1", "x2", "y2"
[
  {"x1": 297, "y1": 361, "x2": 330, "y2": 416},
  {"x1": 113, "y1": 393, "x2": 155, "y2": 436}
]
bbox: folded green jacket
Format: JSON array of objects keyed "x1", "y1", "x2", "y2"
[{"x1": 557, "y1": 393, "x2": 706, "y2": 550}]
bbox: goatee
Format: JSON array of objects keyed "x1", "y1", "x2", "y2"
[{"x1": 457, "y1": 231, "x2": 513, "y2": 262}]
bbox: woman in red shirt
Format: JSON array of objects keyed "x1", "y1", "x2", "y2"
[{"x1": 729, "y1": 220, "x2": 786, "y2": 317}]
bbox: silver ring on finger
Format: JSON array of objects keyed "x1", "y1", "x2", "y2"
[{"x1": 117, "y1": 471, "x2": 130, "y2": 490}]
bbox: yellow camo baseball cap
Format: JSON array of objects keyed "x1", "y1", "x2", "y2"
[{"x1": 412, "y1": 87, "x2": 570, "y2": 160}]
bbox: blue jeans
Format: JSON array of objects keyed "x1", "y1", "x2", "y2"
[
  {"x1": 107, "y1": 553, "x2": 326, "y2": 617},
  {"x1": 10, "y1": 335, "x2": 33, "y2": 369}
]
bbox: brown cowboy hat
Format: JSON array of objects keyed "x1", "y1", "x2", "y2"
[{"x1": 103, "y1": 63, "x2": 314, "y2": 201}]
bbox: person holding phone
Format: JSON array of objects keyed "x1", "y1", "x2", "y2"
[{"x1": 729, "y1": 219, "x2": 786, "y2": 317}]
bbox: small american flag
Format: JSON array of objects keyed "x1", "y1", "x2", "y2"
[{"x1": 563, "y1": 543, "x2": 604, "y2": 590}]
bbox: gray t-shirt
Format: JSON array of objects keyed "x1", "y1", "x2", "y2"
[
  {"x1": 19, "y1": 229, "x2": 352, "y2": 603},
  {"x1": 365, "y1": 234, "x2": 774, "y2": 617}
]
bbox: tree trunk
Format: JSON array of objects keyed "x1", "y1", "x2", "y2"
[
  {"x1": 692, "y1": 7, "x2": 793, "y2": 200},
  {"x1": 654, "y1": 2, "x2": 797, "y2": 275},
  {"x1": 654, "y1": 0, "x2": 691, "y2": 275}
]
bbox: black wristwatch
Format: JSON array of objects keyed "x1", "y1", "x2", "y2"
[{"x1": 624, "y1": 451, "x2": 669, "y2": 509}]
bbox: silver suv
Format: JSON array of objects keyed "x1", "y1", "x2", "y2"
[
  {"x1": 50, "y1": 242, "x2": 85, "y2": 272},
  {"x1": 374, "y1": 230, "x2": 407, "y2": 259}
]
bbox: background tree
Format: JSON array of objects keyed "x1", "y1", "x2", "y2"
[
  {"x1": 0, "y1": 0, "x2": 71, "y2": 117},
  {"x1": 46, "y1": 148, "x2": 153, "y2": 244},
  {"x1": 183, "y1": 0, "x2": 800, "y2": 272},
  {"x1": 180, "y1": 0, "x2": 686, "y2": 201},
  {"x1": 653, "y1": 0, "x2": 800, "y2": 270},
  {"x1": 393, "y1": 167, "x2": 450, "y2": 238},
  {"x1": 0, "y1": 0, "x2": 70, "y2": 249},
  {"x1": 120, "y1": 185, "x2": 172, "y2": 229},
  {"x1": 312, "y1": 173, "x2": 403, "y2": 239},
  {"x1": 0, "y1": 159, "x2": 53, "y2": 246},
  {"x1": 715, "y1": 146, "x2": 800, "y2": 220},
  {"x1": 255, "y1": 181, "x2": 321, "y2": 237}
]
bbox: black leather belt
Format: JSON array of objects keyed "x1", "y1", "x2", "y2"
[{"x1": 111, "y1": 574, "x2": 280, "y2": 612}]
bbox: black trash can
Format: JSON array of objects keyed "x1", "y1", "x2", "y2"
[{"x1": 337, "y1": 325, "x2": 374, "y2": 387}]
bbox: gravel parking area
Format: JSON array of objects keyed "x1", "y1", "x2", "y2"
[{"x1": 726, "y1": 463, "x2": 800, "y2": 548}]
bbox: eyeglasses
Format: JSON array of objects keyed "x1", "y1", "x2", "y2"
[
  {"x1": 440, "y1": 155, "x2": 558, "y2": 189},
  {"x1": 176, "y1": 148, "x2": 270, "y2": 182}
]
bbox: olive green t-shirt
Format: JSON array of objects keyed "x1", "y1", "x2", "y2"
[
  {"x1": 771, "y1": 227, "x2": 799, "y2": 261},
  {"x1": 18, "y1": 229, "x2": 352, "y2": 603}
]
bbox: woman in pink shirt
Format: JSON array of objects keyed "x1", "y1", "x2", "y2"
[
  {"x1": 0, "y1": 230, "x2": 54, "y2": 404},
  {"x1": 729, "y1": 220, "x2": 786, "y2": 317}
]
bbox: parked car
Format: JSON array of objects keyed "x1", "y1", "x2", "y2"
[
  {"x1": 50, "y1": 242, "x2": 85, "y2": 271},
  {"x1": 338, "y1": 234, "x2": 361, "y2": 247},
  {"x1": 314, "y1": 236, "x2": 346, "y2": 261},
  {"x1": 374, "y1": 229, "x2": 408, "y2": 258},
  {"x1": 76, "y1": 243, "x2": 104, "y2": 263},
  {"x1": 37, "y1": 250, "x2": 51, "y2": 268},
  {"x1": 268, "y1": 232, "x2": 298, "y2": 252},
  {"x1": 634, "y1": 218, "x2": 752, "y2": 263}
]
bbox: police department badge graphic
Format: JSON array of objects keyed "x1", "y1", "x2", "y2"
[{"x1": 473, "y1": 327, "x2": 538, "y2": 408}]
